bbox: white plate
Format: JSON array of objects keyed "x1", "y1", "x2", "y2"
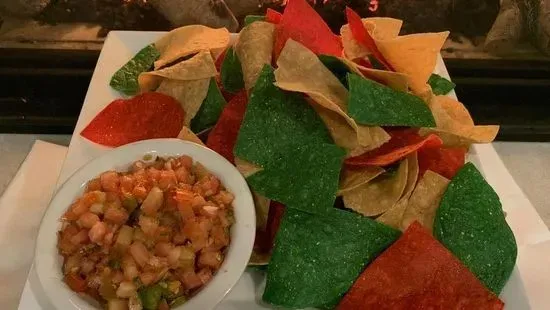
[
  {"x1": 19, "y1": 31, "x2": 550, "y2": 310},
  {"x1": 33, "y1": 139, "x2": 256, "y2": 310}
]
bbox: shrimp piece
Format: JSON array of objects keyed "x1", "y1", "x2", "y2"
[
  {"x1": 122, "y1": 255, "x2": 139, "y2": 281},
  {"x1": 182, "y1": 219, "x2": 210, "y2": 252},
  {"x1": 77, "y1": 212, "x2": 100, "y2": 229},
  {"x1": 70, "y1": 229, "x2": 90, "y2": 245},
  {"x1": 177, "y1": 155, "x2": 193, "y2": 170},
  {"x1": 104, "y1": 207, "x2": 129, "y2": 225},
  {"x1": 175, "y1": 166, "x2": 192, "y2": 184},
  {"x1": 178, "y1": 269, "x2": 202, "y2": 290},
  {"x1": 154, "y1": 242, "x2": 173, "y2": 257},
  {"x1": 198, "y1": 250, "x2": 223, "y2": 269},
  {"x1": 132, "y1": 184, "x2": 148, "y2": 201},
  {"x1": 86, "y1": 178, "x2": 102, "y2": 192},
  {"x1": 197, "y1": 268, "x2": 213, "y2": 284},
  {"x1": 212, "y1": 191, "x2": 235, "y2": 206},
  {"x1": 158, "y1": 170, "x2": 177, "y2": 190},
  {"x1": 147, "y1": 167, "x2": 161, "y2": 184},
  {"x1": 129, "y1": 241, "x2": 150, "y2": 268},
  {"x1": 88, "y1": 221, "x2": 107, "y2": 244},
  {"x1": 139, "y1": 272, "x2": 157, "y2": 286},
  {"x1": 138, "y1": 215, "x2": 159, "y2": 237},
  {"x1": 71, "y1": 200, "x2": 89, "y2": 218},
  {"x1": 100, "y1": 171, "x2": 120, "y2": 192},
  {"x1": 141, "y1": 187, "x2": 164, "y2": 216},
  {"x1": 120, "y1": 175, "x2": 135, "y2": 195},
  {"x1": 193, "y1": 175, "x2": 220, "y2": 197}
]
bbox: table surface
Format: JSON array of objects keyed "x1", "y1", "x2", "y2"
[{"x1": 1, "y1": 134, "x2": 549, "y2": 229}]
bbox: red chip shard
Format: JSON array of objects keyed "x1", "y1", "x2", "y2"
[
  {"x1": 345, "y1": 7, "x2": 393, "y2": 71},
  {"x1": 337, "y1": 222, "x2": 504, "y2": 310},
  {"x1": 273, "y1": 0, "x2": 342, "y2": 60},
  {"x1": 266, "y1": 8, "x2": 282, "y2": 24},
  {"x1": 206, "y1": 90, "x2": 248, "y2": 164},
  {"x1": 80, "y1": 92, "x2": 184, "y2": 147},
  {"x1": 345, "y1": 129, "x2": 442, "y2": 167},
  {"x1": 418, "y1": 146, "x2": 467, "y2": 179}
]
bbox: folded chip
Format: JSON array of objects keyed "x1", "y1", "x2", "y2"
[{"x1": 337, "y1": 222, "x2": 504, "y2": 310}]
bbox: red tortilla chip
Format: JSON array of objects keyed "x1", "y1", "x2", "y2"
[
  {"x1": 81, "y1": 92, "x2": 184, "y2": 147},
  {"x1": 215, "y1": 48, "x2": 227, "y2": 72},
  {"x1": 273, "y1": 0, "x2": 342, "y2": 60},
  {"x1": 337, "y1": 222, "x2": 504, "y2": 310},
  {"x1": 266, "y1": 8, "x2": 282, "y2": 24},
  {"x1": 267, "y1": 201, "x2": 286, "y2": 249},
  {"x1": 206, "y1": 90, "x2": 248, "y2": 164},
  {"x1": 345, "y1": 7, "x2": 393, "y2": 71},
  {"x1": 345, "y1": 129, "x2": 442, "y2": 167},
  {"x1": 418, "y1": 146, "x2": 467, "y2": 179}
]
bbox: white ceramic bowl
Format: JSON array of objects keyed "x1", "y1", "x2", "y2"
[{"x1": 34, "y1": 139, "x2": 256, "y2": 310}]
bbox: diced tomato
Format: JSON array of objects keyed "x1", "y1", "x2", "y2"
[
  {"x1": 179, "y1": 269, "x2": 202, "y2": 290},
  {"x1": 104, "y1": 207, "x2": 129, "y2": 225},
  {"x1": 198, "y1": 251, "x2": 222, "y2": 269},
  {"x1": 197, "y1": 268, "x2": 213, "y2": 284}
]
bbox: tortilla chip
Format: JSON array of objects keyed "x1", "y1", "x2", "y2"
[
  {"x1": 156, "y1": 78, "x2": 210, "y2": 126},
  {"x1": 375, "y1": 153, "x2": 419, "y2": 229},
  {"x1": 139, "y1": 50, "x2": 217, "y2": 92},
  {"x1": 266, "y1": 8, "x2": 283, "y2": 24},
  {"x1": 110, "y1": 44, "x2": 160, "y2": 96},
  {"x1": 434, "y1": 163, "x2": 517, "y2": 294},
  {"x1": 253, "y1": 192, "x2": 271, "y2": 231},
  {"x1": 418, "y1": 146, "x2": 466, "y2": 179},
  {"x1": 345, "y1": 129, "x2": 442, "y2": 167},
  {"x1": 206, "y1": 90, "x2": 248, "y2": 164},
  {"x1": 275, "y1": 40, "x2": 389, "y2": 155},
  {"x1": 375, "y1": 31, "x2": 449, "y2": 94},
  {"x1": 235, "y1": 21, "x2": 275, "y2": 91},
  {"x1": 355, "y1": 65, "x2": 409, "y2": 92},
  {"x1": 338, "y1": 166, "x2": 385, "y2": 195},
  {"x1": 428, "y1": 73, "x2": 456, "y2": 95},
  {"x1": 273, "y1": 0, "x2": 342, "y2": 60},
  {"x1": 249, "y1": 250, "x2": 271, "y2": 266},
  {"x1": 420, "y1": 95, "x2": 499, "y2": 146},
  {"x1": 220, "y1": 47, "x2": 245, "y2": 94},
  {"x1": 341, "y1": 17, "x2": 403, "y2": 60},
  {"x1": 401, "y1": 170, "x2": 449, "y2": 232},
  {"x1": 337, "y1": 222, "x2": 505, "y2": 309},
  {"x1": 263, "y1": 208, "x2": 400, "y2": 309},
  {"x1": 344, "y1": 8, "x2": 394, "y2": 71},
  {"x1": 235, "y1": 157, "x2": 263, "y2": 178},
  {"x1": 343, "y1": 159, "x2": 408, "y2": 216},
  {"x1": 190, "y1": 78, "x2": 227, "y2": 133},
  {"x1": 347, "y1": 74, "x2": 436, "y2": 127},
  {"x1": 154, "y1": 25, "x2": 230, "y2": 69},
  {"x1": 177, "y1": 126, "x2": 205, "y2": 146}
]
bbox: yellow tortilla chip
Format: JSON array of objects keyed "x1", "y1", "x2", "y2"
[
  {"x1": 235, "y1": 21, "x2": 275, "y2": 90},
  {"x1": 252, "y1": 192, "x2": 271, "y2": 232},
  {"x1": 340, "y1": 18, "x2": 403, "y2": 60},
  {"x1": 375, "y1": 31, "x2": 449, "y2": 94},
  {"x1": 249, "y1": 250, "x2": 271, "y2": 266},
  {"x1": 275, "y1": 40, "x2": 390, "y2": 155},
  {"x1": 338, "y1": 166, "x2": 385, "y2": 196},
  {"x1": 343, "y1": 159, "x2": 408, "y2": 217},
  {"x1": 177, "y1": 126, "x2": 205, "y2": 146},
  {"x1": 235, "y1": 157, "x2": 263, "y2": 178},
  {"x1": 154, "y1": 25, "x2": 229, "y2": 69},
  {"x1": 337, "y1": 57, "x2": 408, "y2": 92},
  {"x1": 376, "y1": 153, "x2": 419, "y2": 228},
  {"x1": 156, "y1": 78, "x2": 210, "y2": 126},
  {"x1": 139, "y1": 51, "x2": 217, "y2": 92},
  {"x1": 401, "y1": 170, "x2": 450, "y2": 232},
  {"x1": 420, "y1": 95, "x2": 499, "y2": 146}
]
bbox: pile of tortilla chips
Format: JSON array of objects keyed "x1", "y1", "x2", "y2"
[{"x1": 102, "y1": 1, "x2": 517, "y2": 308}]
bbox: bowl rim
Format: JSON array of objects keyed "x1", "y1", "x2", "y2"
[{"x1": 33, "y1": 138, "x2": 256, "y2": 310}]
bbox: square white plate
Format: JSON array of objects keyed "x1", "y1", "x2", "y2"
[{"x1": 19, "y1": 31, "x2": 550, "y2": 310}]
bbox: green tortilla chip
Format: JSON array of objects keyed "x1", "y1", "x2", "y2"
[
  {"x1": 247, "y1": 143, "x2": 345, "y2": 215},
  {"x1": 263, "y1": 208, "x2": 400, "y2": 309},
  {"x1": 235, "y1": 65, "x2": 342, "y2": 214},
  {"x1": 190, "y1": 78, "x2": 227, "y2": 133},
  {"x1": 244, "y1": 15, "x2": 266, "y2": 25},
  {"x1": 318, "y1": 55, "x2": 352, "y2": 88},
  {"x1": 110, "y1": 44, "x2": 160, "y2": 95},
  {"x1": 428, "y1": 73, "x2": 456, "y2": 95},
  {"x1": 347, "y1": 73, "x2": 436, "y2": 127},
  {"x1": 434, "y1": 162, "x2": 517, "y2": 294},
  {"x1": 234, "y1": 65, "x2": 333, "y2": 166},
  {"x1": 220, "y1": 47, "x2": 245, "y2": 93}
]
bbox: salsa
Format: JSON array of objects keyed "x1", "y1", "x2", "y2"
[{"x1": 57, "y1": 155, "x2": 235, "y2": 310}]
